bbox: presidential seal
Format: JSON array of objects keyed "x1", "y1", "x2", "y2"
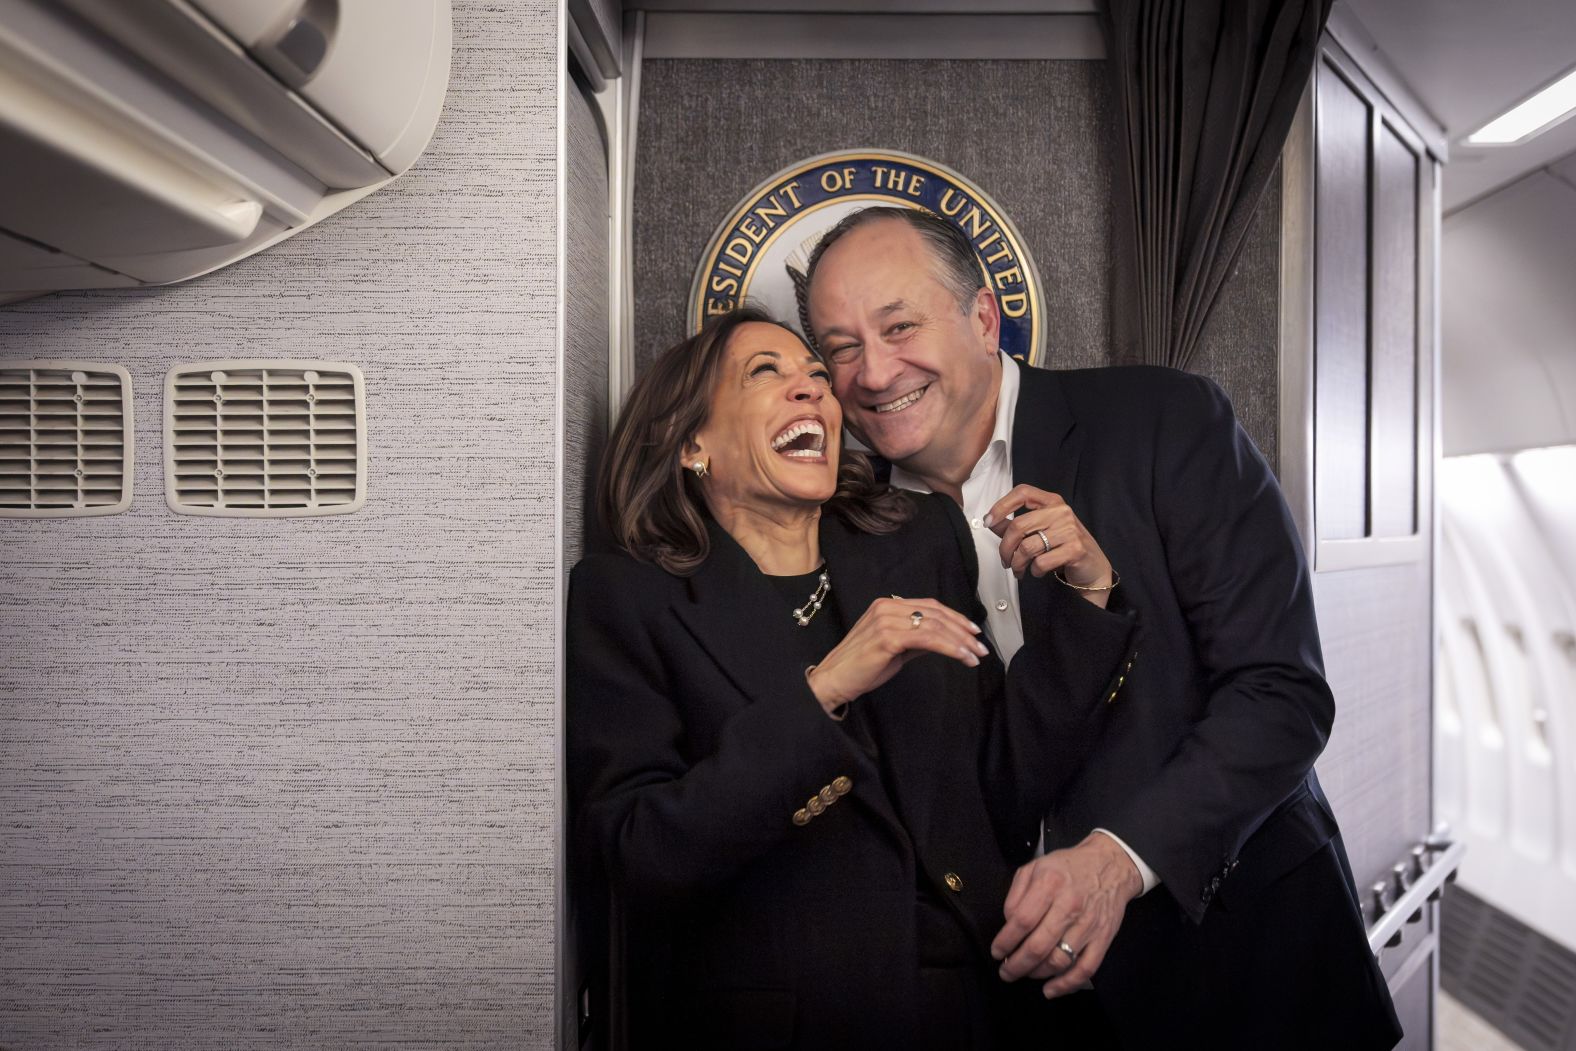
[{"x1": 689, "y1": 149, "x2": 1046, "y2": 365}]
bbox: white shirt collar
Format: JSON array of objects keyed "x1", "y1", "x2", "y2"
[
  {"x1": 889, "y1": 352, "x2": 1020, "y2": 493},
  {"x1": 993, "y1": 352, "x2": 1021, "y2": 459}
]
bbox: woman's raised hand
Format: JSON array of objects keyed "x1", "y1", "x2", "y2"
[{"x1": 806, "y1": 597, "x2": 990, "y2": 715}]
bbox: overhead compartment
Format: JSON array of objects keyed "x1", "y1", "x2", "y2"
[
  {"x1": 0, "y1": 0, "x2": 451, "y2": 297},
  {"x1": 192, "y1": 0, "x2": 452, "y2": 173}
]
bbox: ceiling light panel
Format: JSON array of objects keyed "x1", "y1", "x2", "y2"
[{"x1": 1467, "y1": 67, "x2": 1576, "y2": 145}]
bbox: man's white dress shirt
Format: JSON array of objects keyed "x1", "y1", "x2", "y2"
[{"x1": 889, "y1": 354, "x2": 1160, "y2": 894}]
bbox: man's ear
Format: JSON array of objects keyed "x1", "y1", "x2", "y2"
[{"x1": 970, "y1": 286, "x2": 1002, "y2": 355}]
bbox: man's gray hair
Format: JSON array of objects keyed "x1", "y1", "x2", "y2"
[{"x1": 798, "y1": 206, "x2": 985, "y2": 347}]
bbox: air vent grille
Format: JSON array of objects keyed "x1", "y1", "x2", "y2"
[
  {"x1": 0, "y1": 361, "x2": 133, "y2": 517},
  {"x1": 165, "y1": 361, "x2": 366, "y2": 517},
  {"x1": 1443, "y1": 884, "x2": 1576, "y2": 1050}
]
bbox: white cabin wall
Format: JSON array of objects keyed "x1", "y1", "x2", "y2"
[
  {"x1": 0, "y1": 2, "x2": 562, "y2": 1047},
  {"x1": 1438, "y1": 452, "x2": 1576, "y2": 954},
  {"x1": 1441, "y1": 156, "x2": 1576, "y2": 457},
  {"x1": 1436, "y1": 107, "x2": 1576, "y2": 958}
]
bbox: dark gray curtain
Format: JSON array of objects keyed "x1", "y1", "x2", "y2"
[{"x1": 1101, "y1": 0, "x2": 1331, "y2": 369}]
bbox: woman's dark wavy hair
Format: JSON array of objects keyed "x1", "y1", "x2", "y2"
[{"x1": 598, "y1": 306, "x2": 913, "y2": 575}]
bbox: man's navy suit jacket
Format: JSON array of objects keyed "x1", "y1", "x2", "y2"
[{"x1": 1001, "y1": 362, "x2": 1401, "y2": 1047}]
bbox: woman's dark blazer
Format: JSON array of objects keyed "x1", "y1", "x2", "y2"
[{"x1": 567, "y1": 493, "x2": 1136, "y2": 1051}]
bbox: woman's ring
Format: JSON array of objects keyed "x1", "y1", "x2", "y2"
[
  {"x1": 1033, "y1": 529, "x2": 1053, "y2": 555},
  {"x1": 1056, "y1": 939, "x2": 1078, "y2": 963},
  {"x1": 910, "y1": 611, "x2": 925, "y2": 629}
]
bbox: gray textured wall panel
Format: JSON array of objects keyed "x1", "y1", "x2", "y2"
[
  {"x1": 566, "y1": 84, "x2": 610, "y2": 567},
  {"x1": 1191, "y1": 173, "x2": 1282, "y2": 470},
  {"x1": 1312, "y1": 557, "x2": 1435, "y2": 902},
  {"x1": 562, "y1": 79, "x2": 609, "y2": 1049},
  {"x1": 1297, "y1": 53, "x2": 1437, "y2": 909},
  {"x1": 0, "y1": 2, "x2": 560, "y2": 1048},
  {"x1": 631, "y1": 57, "x2": 1282, "y2": 461},
  {"x1": 633, "y1": 59, "x2": 1114, "y2": 371}
]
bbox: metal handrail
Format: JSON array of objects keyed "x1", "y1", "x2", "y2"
[{"x1": 1366, "y1": 835, "x2": 1467, "y2": 954}]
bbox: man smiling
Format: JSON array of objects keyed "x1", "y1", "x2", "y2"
[{"x1": 802, "y1": 207, "x2": 1401, "y2": 1049}]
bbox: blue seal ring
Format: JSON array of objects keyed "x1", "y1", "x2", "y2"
[{"x1": 689, "y1": 149, "x2": 1046, "y2": 366}]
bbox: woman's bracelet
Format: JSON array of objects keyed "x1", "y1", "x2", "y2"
[
  {"x1": 806, "y1": 664, "x2": 848, "y2": 721},
  {"x1": 1054, "y1": 568, "x2": 1120, "y2": 593}
]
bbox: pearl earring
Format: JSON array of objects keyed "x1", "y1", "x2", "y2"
[{"x1": 690, "y1": 460, "x2": 709, "y2": 479}]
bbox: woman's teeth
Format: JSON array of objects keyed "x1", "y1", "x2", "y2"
[
  {"x1": 771, "y1": 420, "x2": 826, "y2": 457},
  {"x1": 875, "y1": 385, "x2": 928, "y2": 413}
]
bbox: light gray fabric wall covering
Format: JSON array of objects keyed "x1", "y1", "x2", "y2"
[
  {"x1": 0, "y1": 3, "x2": 560, "y2": 1048},
  {"x1": 632, "y1": 58, "x2": 1281, "y2": 463}
]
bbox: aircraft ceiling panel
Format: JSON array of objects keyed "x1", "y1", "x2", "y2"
[
  {"x1": 1341, "y1": 0, "x2": 1576, "y2": 210},
  {"x1": 1550, "y1": 149, "x2": 1576, "y2": 188}
]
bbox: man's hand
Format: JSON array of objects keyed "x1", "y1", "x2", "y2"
[
  {"x1": 990, "y1": 832, "x2": 1143, "y2": 997},
  {"x1": 984, "y1": 485, "x2": 1113, "y2": 607}
]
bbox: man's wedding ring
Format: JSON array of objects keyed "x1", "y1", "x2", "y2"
[
  {"x1": 1033, "y1": 528, "x2": 1053, "y2": 555},
  {"x1": 1056, "y1": 939, "x2": 1078, "y2": 963},
  {"x1": 910, "y1": 611, "x2": 925, "y2": 629}
]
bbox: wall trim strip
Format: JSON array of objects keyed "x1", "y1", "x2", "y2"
[{"x1": 642, "y1": 13, "x2": 1104, "y2": 61}]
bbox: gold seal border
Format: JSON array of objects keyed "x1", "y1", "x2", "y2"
[{"x1": 686, "y1": 148, "x2": 1046, "y2": 367}]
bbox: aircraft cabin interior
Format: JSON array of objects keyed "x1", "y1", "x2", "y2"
[{"x1": 1, "y1": 1, "x2": 1573, "y2": 1049}]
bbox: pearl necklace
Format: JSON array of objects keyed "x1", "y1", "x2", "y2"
[{"x1": 793, "y1": 569, "x2": 832, "y2": 627}]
